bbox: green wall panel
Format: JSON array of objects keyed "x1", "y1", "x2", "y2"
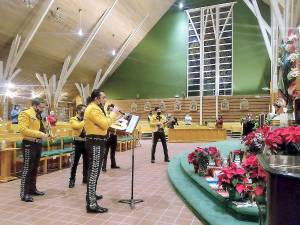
[{"x1": 102, "y1": 0, "x2": 270, "y2": 99}]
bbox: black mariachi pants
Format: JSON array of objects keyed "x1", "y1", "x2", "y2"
[
  {"x1": 70, "y1": 140, "x2": 88, "y2": 182},
  {"x1": 85, "y1": 136, "x2": 106, "y2": 207},
  {"x1": 151, "y1": 131, "x2": 169, "y2": 161},
  {"x1": 20, "y1": 140, "x2": 42, "y2": 198},
  {"x1": 102, "y1": 134, "x2": 117, "y2": 169}
]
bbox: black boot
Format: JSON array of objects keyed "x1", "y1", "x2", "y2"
[
  {"x1": 31, "y1": 190, "x2": 45, "y2": 196},
  {"x1": 69, "y1": 179, "x2": 75, "y2": 188},
  {"x1": 21, "y1": 194, "x2": 34, "y2": 202},
  {"x1": 86, "y1": 204, "x2": 108, "y2": 213}
]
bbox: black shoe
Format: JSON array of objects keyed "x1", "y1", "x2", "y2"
[
  {"x1": 151, "y1": 160, "x2": 155, "y2": 163},
  {"x1": 21, "y1": 195, "x2": 34, "y2": 202},
  {"x1": 164, "y1": 159, "x2": 170, "y2": 162},
  {"x1": 31, "y1": 190, "x2": 45, "y2": 196},
  {"x1": 69, "y1": 179, "x2": 75, "y2": 188},
  {"x1": 102, "y1": 168, "x2": 107, "y2": 172},
  {"x1": 86, "y1": 205, "x2": 108, "y2": 213},
  {"x1": 111, "y1": 166, "x2": 120, "y2": 169},
  {"x1": 96, "y1": 194, "x2": 103, "y2": 200}
]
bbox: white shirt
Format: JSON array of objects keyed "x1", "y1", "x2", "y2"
[{"x1": 185, "y1": 115, "x2": 192, "y2": 125}]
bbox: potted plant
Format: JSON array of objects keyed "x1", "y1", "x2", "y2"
[
  {"x1": 188, "y1": 147, "x2": 210, "y2": 176},
  {"x1": 208, "y1": 146, "x2": 222, "y2": 166},
  {"x1": 242, "y1": 155, "x2": 267, "y2": 204},
  {"x1": 242, "y1": 126, "x2": 271, "y2": 154},
  {"x1": 265, "y1": 126, "x2": 300, "y2": 155},
  {"x1": 218, "y1": 162, "x2": 248, "y2": 201}
]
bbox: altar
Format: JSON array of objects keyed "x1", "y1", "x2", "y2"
[{"x1": 168, "y1": 128, "x2": 227, "y2": 143}]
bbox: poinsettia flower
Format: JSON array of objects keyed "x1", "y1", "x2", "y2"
[
  {"x1": 236, "y1": 183, "x2": 246, "y2": 193},
  {"x1": 255, "y1": 185, "x2": 265, "y2": 196}
]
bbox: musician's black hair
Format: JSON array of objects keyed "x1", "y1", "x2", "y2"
[
  {"x1": 86, "y1": 89, "x2": 103, "y2": 104},
  {"x1": 32, "y1": 97, "x2": 45, "y2": 106},
  {"x1": 154, "y1": 107, "x2": 160, "y2": 111},
  {"x1": 76, "y1": 104, "x2": 86, "y2": 113}
]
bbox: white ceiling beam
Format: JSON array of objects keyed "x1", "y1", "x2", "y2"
[
  {"x1": 243, "y1": 0, "x2": 271, "y2": 35},
  {"x1": 252, "y1": 0, "x2": 271, "y2": 59},
  {"x1": 269, "y1": 0, "x2": 285, "y2": 39},
  {"x1": 97, "y1": 15, "x2": 149, "y2": 88},
  {"x1": 10, "y1": 0, "x2": 55, "y2": 74},
  {"x1": 92, "y1": 69, "x2": 102, "y2": 91},
  {"x1": 66, "y1": 0, "x2": 119, "y2": 78},
  {"x1": 52, "y1": 0, "x2": 119, "y2": 107}
]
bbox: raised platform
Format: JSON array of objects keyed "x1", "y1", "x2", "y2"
[{"x1": 168, "y1": 140, "x2": 259, "y2": 225}]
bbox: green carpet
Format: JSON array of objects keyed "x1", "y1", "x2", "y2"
[{"x1": 168, "y1": 139, "x2": 258, "y2": 225}]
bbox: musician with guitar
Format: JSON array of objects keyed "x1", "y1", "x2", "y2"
[
  {"x1": 18, "y1": 97, "x2": 51, "y2": 202},
  {"x1": 69, "y1": 104, "x2": 88, "y2": 188},
  {"x1": 150, "y1": 107, "x2": 170, "y2": 163}
]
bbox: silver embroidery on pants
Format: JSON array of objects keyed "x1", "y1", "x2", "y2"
[{"x1": 20, "y1": 145, "x2": 31, "y2": 198}]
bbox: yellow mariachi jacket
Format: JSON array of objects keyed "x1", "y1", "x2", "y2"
[
  {"x1": 70, "y1": 116, "x2": 84, "y2": 137},
  {"x1": 18, "y1": 107, "x2": 44, "y2": 139},
  {"x1": 150, "y1": 114, "x2": 167, "y2": 133},
  {"x1": 84, "y1": 102, "x2": 118, "y2": 136}
]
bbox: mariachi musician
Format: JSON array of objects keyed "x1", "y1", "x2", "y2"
[
  {"x1": 69, "y1": 104, "x2": 88, "y2": 188},
  {"x1": 18, "y1": 98, "x2": 50, "y2": 202},
  {"x1": 150, "y1": 107, "x2": 170, "y2": 163},
  {"x1": 84, "y1": 89, "x2": 119, "y2": 213}
]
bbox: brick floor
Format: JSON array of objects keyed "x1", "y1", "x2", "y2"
[{"x1": 0, "y1": 140, "x2": 204, "y2": 225}]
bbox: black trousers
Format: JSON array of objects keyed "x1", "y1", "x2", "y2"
[
  {"x1": 70, "y1": 140, "x2": 88, "y2": 182},
  {"x1": 85, "y1": 137, "x2": 106, "y2": 207},
  {"x1": 102, "y1": 134, "x2": 117, "y2": 169},
  {"x1": 151, "y1": 131, "x2": 169, "y2": 161},
  {"x1": 20, "y1": 140, "x2": 42, "y2": 198}
]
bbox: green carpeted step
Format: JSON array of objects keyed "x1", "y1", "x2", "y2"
[
  {"x1": 168, "y1": 155, "x2": 258, "y2": 225},
  {"x1": 179, "y1": 152, "x2": 258, "y2": 221}
]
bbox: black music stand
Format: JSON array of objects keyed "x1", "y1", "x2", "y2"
[{"x1": 118, "y1": 115, "x2": 144, "y2": 208}]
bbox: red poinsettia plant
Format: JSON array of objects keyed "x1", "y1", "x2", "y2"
[
  {"x1": 242, "y1": 155, "x2": 267, "y2": 197},
  {"x1": 208, "y1": 146, "x2": 222, "y2": 166},
  {"x1": 188, "y1": 147, "x2": 210, "y2": 175},
  {"x1": 242, "y1": 126, "x2": 271, "y2": 154},
  {"x1": 265, "y1": 126, "x2": 300, "y2": 155},
  {"x1": 218, "y1": 162, "x2": 248, "y2": 194}
]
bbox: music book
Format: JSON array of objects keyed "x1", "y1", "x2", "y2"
[{"x1": 126, "y1": 115, "x2": 140, "y2": 134}]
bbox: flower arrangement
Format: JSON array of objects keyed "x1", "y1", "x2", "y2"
[
  {"x1": 208, "y1": 146, "x2": 222, "y2": 166},
  {"x1": 218, "y1": 162, "x2": 248, "y2": 201},
  {"x1": 265, "y1": 126, "x2": 300, "y2": 155},
  {"x1": 242, "y1": 155, "x2": 267, "y2": 199},
  {"x1": 242, "y1": 126, "x2": 271, "y2": 154},
  {"x1": 188, "y1": 147, "x2": 210, "y2": 175}
]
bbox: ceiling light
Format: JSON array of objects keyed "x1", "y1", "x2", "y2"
[
  {"x1": 7, "y1": 83, "x2": 15, "y2": 89},
  {"x1": 78, "y1": 28, "x2": 83, "y2": 36},
  {"x1": 112, "y1": 49, "x2": 116, "y2": 56},
  {"x1": 78, "y1": 9, "x2": 83, "y2": 36},
  {"x1": 179, "y1": 2, "x2": 184, "y2": 9}
]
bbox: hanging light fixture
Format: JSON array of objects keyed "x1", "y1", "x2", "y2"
[{"x1": 78, "y1": 9, "x2": 83, "y2": 36}]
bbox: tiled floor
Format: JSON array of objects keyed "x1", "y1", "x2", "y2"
[{"x1": 0, "y1": 140, "x2": 204, "y2": 225}]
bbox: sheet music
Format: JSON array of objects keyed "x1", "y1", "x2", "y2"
[{"x1": 126, "y1": 115, "x2": 140, "y2": 134}]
